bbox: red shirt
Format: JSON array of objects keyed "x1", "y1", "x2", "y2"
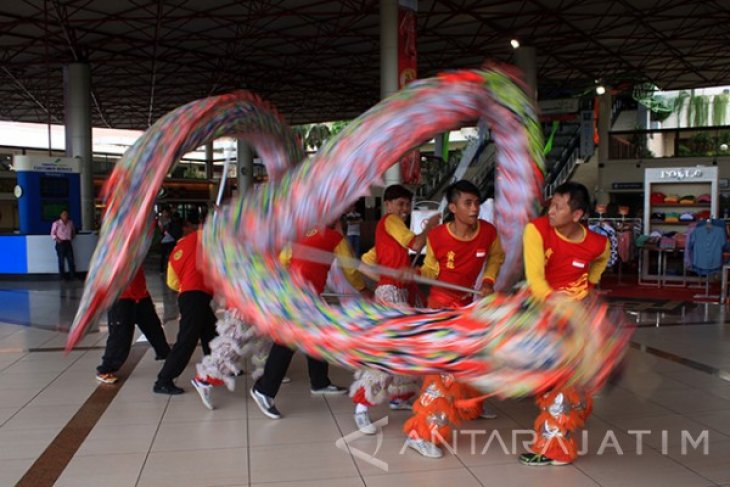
[
  {"x1": 374, "y1": 214, "x2": 415, "y2": 288},
  {"x1": 167, "y1": 230, "x2": 213, "y2": 295},
  {"x1": 119, "y1": 267, "x2": 150, "y2": 302},
  {"x1": 528, "y1": 216, "x2": 608, "y2": 299},
  {"x1": 424, "y1": 220, "x2": 501, "y2": 308},
  {"x1": 289, "y1": 228, "x2": 346, "y2": 295}
]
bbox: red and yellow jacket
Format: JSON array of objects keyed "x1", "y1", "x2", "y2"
[
  {"x1": 166, "y1": 230, "x2": 213, "y2": 295},
  {"x1": 420, "y1": 220, "x2": 504, "y2": 308},
  {"x1": 523, "y1": 216, "x2": 610, "y2": 301},
  {"x1": 280, "y1": 227, "x2": 365, "y2": 295}
]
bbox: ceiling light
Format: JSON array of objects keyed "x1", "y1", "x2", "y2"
[
  {"x1": 510, "y1": 39, "x2": 520, "y2": 49},
  {"x1": 596, "y1": 85, "x2": 606, "y2": 95}
]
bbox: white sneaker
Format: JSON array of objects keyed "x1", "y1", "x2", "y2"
[
  {"x1": 354, "y1": 411, "x2": 377, "y2": 435},
  {"x1": 406, "y1": 438, "x2": 443, "y2": 458},
  {"x1": 191, "y1": 378, "x2": 214, "y2": 410},
  {"x1": 389, "y1": 398, "x2": 413, "y2": 410},
  {"x1": 480, "y1": 404, "x2": 498, "y2": 419}
]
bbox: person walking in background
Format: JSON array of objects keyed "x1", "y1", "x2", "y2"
[
  {"x1": 345, "y1": 204, "x2": 363, "y2": 256},
  {"x1": 158, "y1": 208, "x2": 182, "y2": 274},
  {"x1": 50, "y1": 209, "x2": 76, "y2": 280}
]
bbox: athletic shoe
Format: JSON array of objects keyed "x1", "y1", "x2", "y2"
[
  {"x1": 519, "y1": 453, "x2": 570, "y2": 466},
  {"x1": 480, "y1": 404, "x2": 498, "y2": 419},
  {"x1": 311, "y1": 384, "x2": 348, "y2": 395},
  {"x1": 153, "y1": 382, "x2": 184, "y2": 395},
  {"x1": 389, "y1": 398, "x2": 413, "y2": 410},
  {"x1": 191, "y1": 378, "x2": 214, "y2": 410},
  {"x1": 354, "y1": 411, "x2": 377, "y2": 435},
  {"x1": 250, "y1": 387, "x2": 281, "y2": 419},
  {"x1": 95, "y1": 372, "x2": 119, "y2": 384},
  {"x1": 405, "y1": 438, "x2": 443, "y2": 458}
]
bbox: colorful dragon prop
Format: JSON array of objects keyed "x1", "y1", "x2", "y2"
[{"x1": 68, "y1": 67, "x2": 631, "y2": 398}]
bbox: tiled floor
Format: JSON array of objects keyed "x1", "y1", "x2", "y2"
[{"x1": 1, "y1": 271, "x2": 730, "y2": 486}]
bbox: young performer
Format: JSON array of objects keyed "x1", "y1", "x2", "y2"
[
  {"x1": 518, "y1": 182, "x2": 610, "y2": 466},
  {"x1": 402, "y1": 180, "x2": 505, "y2": 458},
  {"x1": 96, "y1": 266, "x2": 170, "y2": 384},
  {"x1": 351, "y1": 184, "x2": 439, "y2": 434}
]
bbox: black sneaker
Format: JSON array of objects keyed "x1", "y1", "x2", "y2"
[
  {"x1": 250, "y1": 387, "x2": 281, "y2": 419},
  {"x1": 153, "y1": 382, "x2": 184, "y2": 395},
  {"x1": 310, "y1": 384, "x2": 348, "y2": 395},
  {"x1": 519, "y1": 453, "x2": 570, "y2": 466}
]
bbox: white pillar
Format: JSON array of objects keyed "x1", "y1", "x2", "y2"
[
  {"x1": 237, "y1": 139, "x2": 254, "y2": 194},
  {"x1": 63, "y1": 63, "x2": 93, "y2": 230},
  {"x1": 381, "y1": 0, "x2": 401, "y2": 187},
  {"x1": 515, "y1": 46, "x2": 537, "y2": 101}
]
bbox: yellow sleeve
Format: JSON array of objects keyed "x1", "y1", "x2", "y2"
[
  {"x1": 419, "y1": 237, "x2": 439, "y2": 280},
  {"x1": 588, "y1": 240, "x2": 611, "y2": 285},
  {"x1": 166, "y1": 265, "x2": 180, "y2": 292},
  {"x1": 523, "y1": 223, "x2": 552, "y2": 301},
  {"x1": 334, "y1": 239, "x2": 365, "y2": 291},
  {"x1": 384, "y1": 214, "x2": 416, "y2": 249},
  {"x1": 279, "y1": 246, "x2": 292, "y2": 267},
  {"x1": 361, "y1": 247, "x2": 377, "y2": 266},
  {"x1": 483, "y1": 236, "x2": 505, "y2": 284}
]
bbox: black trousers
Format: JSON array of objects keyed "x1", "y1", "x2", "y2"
[
  {"x1": 156, "y1": 291, "x2": 217, "y2": 385},
  {"x1": 97, "y1": 297, "x2": 171, "y2": 374},
  {"x1": 254, "y1": 342, "x2": 331, "y2": 398},
  {"x1": 160, "y1": 241, "x2": 176, "y2": 273},
  {"x1": 55, "y1": 240, "x2": 76, "y2": 277}
]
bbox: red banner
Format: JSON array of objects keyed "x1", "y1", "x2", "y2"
[{"x1": 398, "y1": 3, "x2": 420, "y2": 185}]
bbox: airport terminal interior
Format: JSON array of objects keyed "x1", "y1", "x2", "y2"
[{"x1": 1, "y1": 1, "x2": 730, "y2": 486}]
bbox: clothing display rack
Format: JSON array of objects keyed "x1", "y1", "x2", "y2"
[
  {"x1": 587, "y1": 217, "x2": 641, "y2": 285},
  {"x1": 641, "y1": 166, "x2": 719, "y2": 287}
]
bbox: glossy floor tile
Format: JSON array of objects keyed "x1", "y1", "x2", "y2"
[{"x1": 0, "y1": 269, "x2": 729, "y2": 486}]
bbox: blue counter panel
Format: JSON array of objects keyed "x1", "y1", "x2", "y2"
[{"x1": 0, "y1": 237, "x2": 28, "y2": 273}]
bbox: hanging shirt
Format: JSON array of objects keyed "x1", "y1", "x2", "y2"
[
  {"x1": 419, "y1": 220, "x2": 504, "y2": 308},
  {"x1": 524, "y1": 216, "x2": 610, "y2": 301},
  {"x1": 588, "y1": 222, "x2": 618, "y2": 267},
  {"x1": 690, "y1": 223, "x2": 726, "y2": 274},
  {"x1": 280, "y1": 227, "x2": 365, "y2": 295}
]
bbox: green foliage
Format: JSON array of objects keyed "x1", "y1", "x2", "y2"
[
  {"x1": 692, "y1": 95, "x2": 710, "y2": 127},
  {"x1": 713, "y1": 92, "x2": 729, "y2": 126}
]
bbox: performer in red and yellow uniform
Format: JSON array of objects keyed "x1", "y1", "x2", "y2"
[
  {"x1": 155, "y1": 213, "x2": 217, "y2": 395},
  {"x1": 402, "y1": 180, "x2": 505, "y2": 458},
  {"x1": 247, "y1": 224, "x2": 370, "y2": 418},
  {"x1": 519, "y1": 182, "x2": 610, "y2": 466},
  {"x1": 351, "y1": 184, "x2": 439, "y2": 435},
  {"x1": 95, "y1": 265, "x2": 170, "y2": 384}
]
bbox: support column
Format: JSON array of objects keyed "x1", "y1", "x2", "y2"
[
  {"x1": 205, "y1": 142, "x2": 214, "y2": 180},
  {"x1": 381, "y1": 0, "x2": 400, "y2": 187},
  {"x1": 598, "y1": 93, "x2": 612, "y2": 165},
  {"x1": 237, "y1": 139, "x2": 254, "y2": 194},
  {"x1": 63, "y1": 63, "x2": 93, "y2": 230},
  {"x1": 514, "y1": 46, "x2": 537, "y2": 101}
]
